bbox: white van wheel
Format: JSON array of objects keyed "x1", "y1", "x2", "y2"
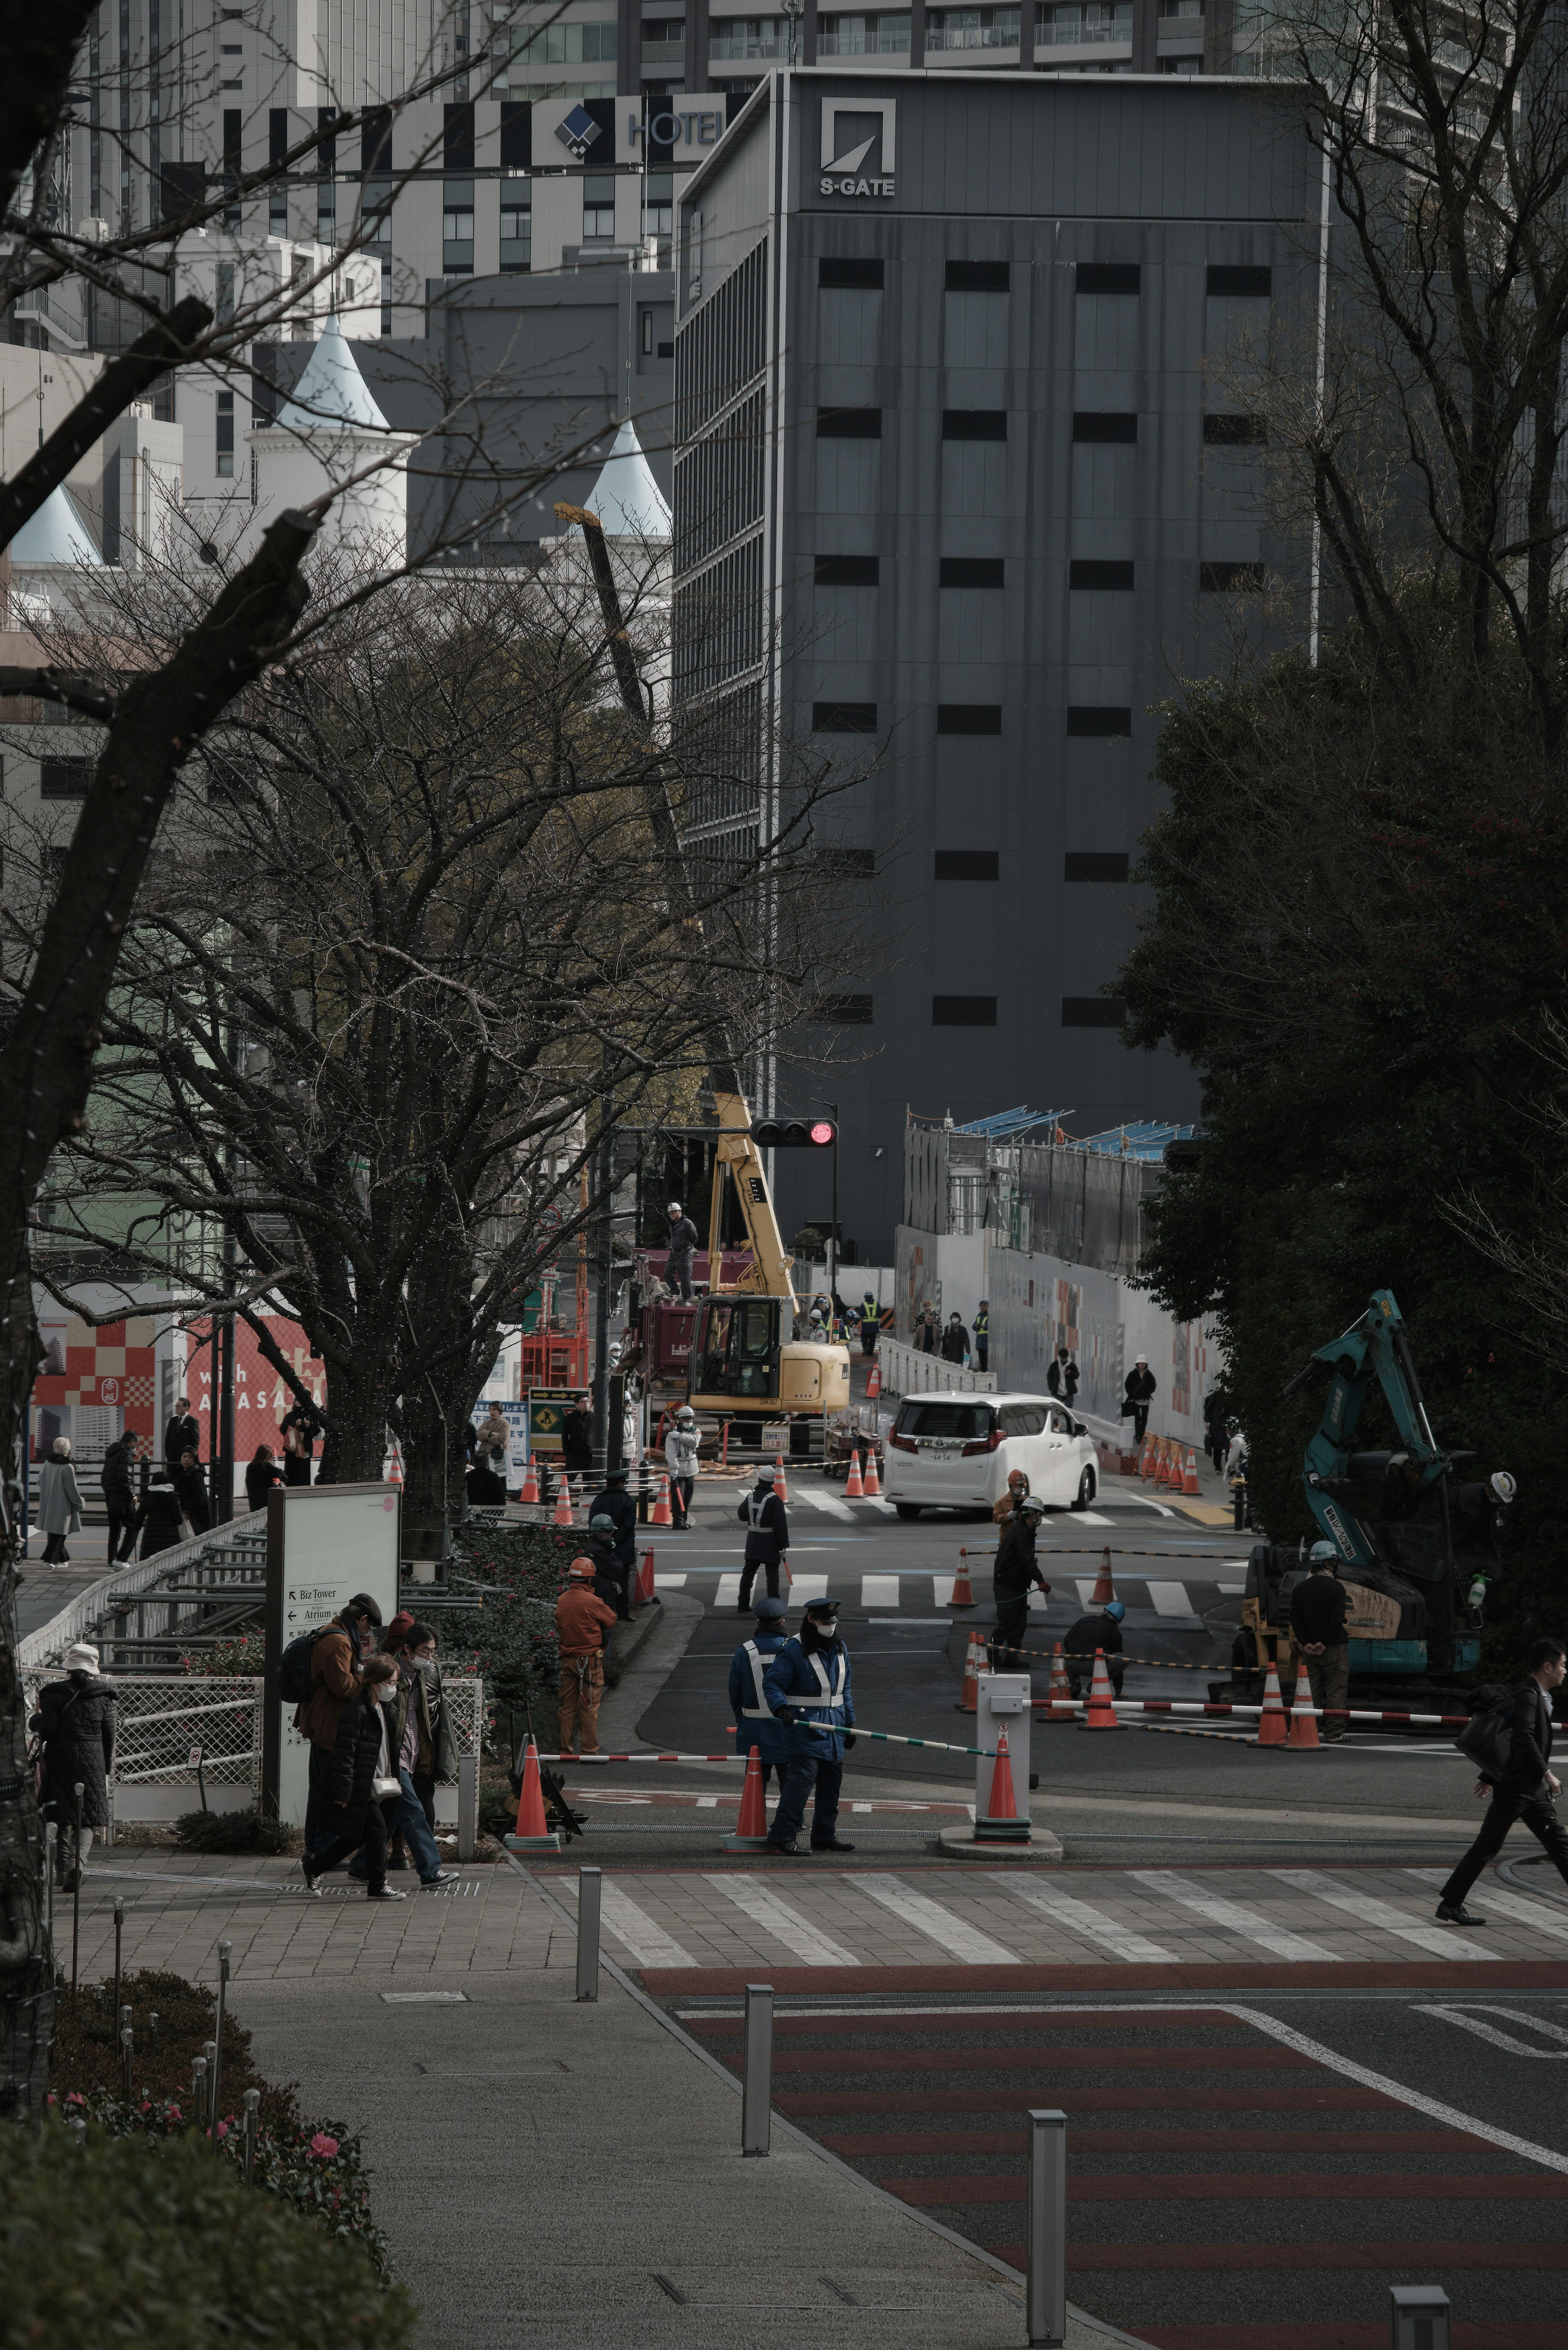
[
  {"x1": 895, "y1": 1502, "x2": 922, "y2": 1521},
  {"x1": 1071, "y1": 1468, "x2": 1095, "y2": 1511}
]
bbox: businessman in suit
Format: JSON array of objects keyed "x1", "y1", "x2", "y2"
[{"x1": 1437, "y1": 1635, "x2": 1568, "y2": 1924}]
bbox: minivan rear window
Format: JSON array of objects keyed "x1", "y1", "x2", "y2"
[{"x1": 894, "y1": 1401, "x2": 995, "y2": 1440}]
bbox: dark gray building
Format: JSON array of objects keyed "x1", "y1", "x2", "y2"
[{"x1": 672, "y1": 71, "x2": 1312, "y2": 1262}]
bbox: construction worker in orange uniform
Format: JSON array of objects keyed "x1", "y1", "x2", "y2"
[{"x1": 555, "y1": 1559, "x2": 617, "y2": 1759}]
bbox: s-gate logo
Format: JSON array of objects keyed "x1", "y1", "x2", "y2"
[{"x1": 820, "y1": 99, "x2": 895, "y2": 198}]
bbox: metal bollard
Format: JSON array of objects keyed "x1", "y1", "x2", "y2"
[
  {"x1": 575, "y1": 1866, "x2": 602, "y2": 2002},
  {"x1": 71, "y1": 1782, "x2": 84, "y2": 2001},
  {"x1": 458, "y1": 1752, "x2": 478, "y2": 1860},
  {"x1": 210, "y1": 1944, "x2": 231, "y2": 2144},
  {"x1": 113, "y1": 1898, "x2": 124, "y2": 2022},
  {"x1": 148, "y1": 2008, "x2": 159, "y2": 2051},
  {"x1": 1025, "y1": 2109, "x2": 1067, "y2": 2348},
  {"x1": 742, "y1": 1983, "x2": 774, "y2": 2157},
  {"x1": 44, "y1": 1824, "x2": 56, "y2": 1932},
  {"x1": 242, "y1": 2088, "x2": 260, "y2": 2185},
  {"x1": 1390, "y1": 2287, "x2": 1451, "y2": 2350},
  {"x1": 192, "y1": 2056, "x2": 208, "y2": 2133},
  {"x1": 121, "y1": 2027, "x2": 134, "y2": 2103}
]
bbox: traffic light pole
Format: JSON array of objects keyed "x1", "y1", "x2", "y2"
[{"x1": 829, "y1": 1099, "x2": 838, "y2": 1308}]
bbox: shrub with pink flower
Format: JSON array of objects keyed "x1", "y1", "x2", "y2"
[{"x1": 309, "y1": 2132, "x2": 339, "y2": 2159}]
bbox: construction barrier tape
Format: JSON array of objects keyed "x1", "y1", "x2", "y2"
[
  {"x1": 1031, "y1": 1698, "x2": 1470, "y2": 1726},
  {"x1": 724, "y1": 1725, "x2": 1002, "y2": 1758}
]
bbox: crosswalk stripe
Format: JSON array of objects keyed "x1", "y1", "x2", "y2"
[
  {"x1": 1131, "y1": 1871, "x2": 1341, "y2": 1962},
  {"x1": 932, "y1": 1575, "x2": 957, "y2": 1607},
  {"x1": 1147, "y1": 1581, "x2": 1200, "y2": 1618},
  {"x1": 1076, "y1": 1511, "x2": 1115, "y2": 1526},
  {"x1": 595, "y1": 1883, "x2": 696, "y2": 1968},
  {"x1": 788, "y1": 1574, "x2": 830, "y2": 1604},
  {"x1": 1075, "y1": 1580, "x2": 1103, "y2": 1607},
  {"x1": 656, "y1": 1571, "x2": 687, "y2": 1588},
  {"x1": 1408, "y1": 1868, "x2": 1568, "y2": 1942},
  {"x1": 861, "y1": 1575, "x2": 901, "y2": 1609},
  {"x1": 860, "y1": 1497, "x2": 895, "y2": 1515},
  {"x1": 715, "y1": 1573, "x2": 741, "y2": 1608},
  {"x1": 705, "y1": 1875, "x2": 863, "y2": 1966},
  {"x1": 844, "y1": 1873, "x2": 1021, "y2": 1964},
  {"x1": 988, "y1": 1876, "x2": 1177, "y2": 1962},
  {"x1": 799, "y1": 1487, "x2": 854, "y2": 1520},
  {"x1": 1273, "y1": 1870, "x2": 1496, "y2": 1960}
]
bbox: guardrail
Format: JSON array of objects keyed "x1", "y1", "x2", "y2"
[
  {"x1": 878, "y1": 1336, "x2": 998, "y2": 1398},
  {"x1": 18, "y1": 1510, "x2": 268, "y2": 1673}
]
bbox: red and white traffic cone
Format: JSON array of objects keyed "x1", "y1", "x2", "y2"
[
  {"x1": 724, "y1": 1746, "x2": 773, "y2": 1851},
  {"x1": 520, "y1": 1455, "x2": 539, "y2": 1505},
  {"x1": 1091, "y1": 1547, "x2": 1116, "y2": 1606},
  {"x1": 862, "y1": 1449, "x2": 880, "y2": 1496},
  {"x1": 773, "y1": 1454, "x2": 789, "y2": 1503},
  {"x1": 1255, "y1": 1660, "x2": 1289, "y2": 1748},
  {"x1": 651, "y1": 1475, "x2": 673, "y2": 1527},
  {"x1": 956, "y1": 1630, "x2": 983, "y2": 1713},
  {"x1": 1082, "y1": 1649, "x2": 1123, "y2": 1731},
  {"x1": 553, "y1": 1474, "x2": 574, "y2": 1528},
  {"x1": 1285, "y1": 1660, "x2": 1321, "y2": 1751},
  {"x1": 1045, "y1": 1642, "x2": 1074, "y2": 1723},
  {"x1": 975, "y1": 1726, "x2": 1029, "y2": 1843},
  {"x1": 844, "y1": 1452, "x2": 864, "y2": 1499},
  {"x1": 949, "y1": 1550, "x2": 977, "y2": 1608},
  {"x1": 504, "y1": 1739, "x2": 561, "y2": 1852}
]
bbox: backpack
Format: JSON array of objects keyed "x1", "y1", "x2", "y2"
[
  {"x1": 278, "y1": 1628, "x2": 323, "y2": 1706},
  {"x1": 1454, "y1": 1683, "x2": 1516, "y2": 1779}
]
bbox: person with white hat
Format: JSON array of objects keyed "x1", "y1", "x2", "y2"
[
  {"x1": 29, "y1": 1643, "x2": 115, "y2": 1888},
  {"x1": 1123, "y1": 1352, "x2": 1157, "y2": 1444}
]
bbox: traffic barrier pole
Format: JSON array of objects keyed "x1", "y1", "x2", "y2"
[
  {"x1": 113, "y1": 1896, "x2": 124, "y2": 2022},
  {"x1": 1026, "y1": 2109, "x2": 1067, "y2": 2348},
  {"x1": 576, "y1": 1865, "x2": 602, "y2": 2002},
  {"x1": 209, "y1": 1939, "x2": 231, "y2": 2145},
  {"x1": 243, "y1": 2089, "x2": 260, "y2": 2185},
  {"x1": 742, "y1": 1983, "x2": 774, "y2": 2156},
  {"x1": 71, "y1": 1782, "x2": 84, "y2": 2001}
]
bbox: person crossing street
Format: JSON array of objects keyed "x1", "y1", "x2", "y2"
[
  {"x1": 991, "y1": 1492, "x2": 1051, "y2": 1670},
  {"x1": 736, "y1": 1468, "x2": 789, "y2": 1612},
  {"x1": 728, "y1": 1594, "x2": 792, "y2": 1794},
  {"x1": 763, "y1": 1596, "x2": 857, "y2": 1855},
  {"x1": 1436, "y1": 1636, "x2": 1568, "y2": 1923}
]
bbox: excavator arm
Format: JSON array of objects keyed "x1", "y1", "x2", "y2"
[
  {"x1": 706, "y1": 1089, "x2": 798, "y2": 1306},
  {"x1": 1285, "y1": 1289, "x2": 1454, "y2": 1567}
]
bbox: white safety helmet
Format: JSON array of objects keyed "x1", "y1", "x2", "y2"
[
  {"x1": 1488, "y1": 1470, "x2": 1518, "y2": 1505},
  {"x1": 676, "y1": 1405, "x2": 696, "y2": 1425},
  {"x1": 667, "y1": 1201, "x2": 682, "y2": 1215}
]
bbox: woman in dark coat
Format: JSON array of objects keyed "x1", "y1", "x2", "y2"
[
  {"x1": 133, "y1": 1469, "x2": 185, "y2": 1559},
  {"x1": 245, "y1": 1444, "x2": 284, "y2": 1513},
  {"x1": 30, "y1": 1642, "x2": 116, "y2": 1887},
  {"x1": 301, "y1": 1655, "x2": 404, "y2": 1901}
]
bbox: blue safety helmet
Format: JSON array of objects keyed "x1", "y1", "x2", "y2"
[
  {"x1": 1103, "y1": 1600, "x2": 1125, "y2": 1622},
  {"x1": 1308, "y1": 1541, "x2": 1339, "y2": 1566},
  {"x1": 753, "y1": 1596, "x2": 788, "y2": 1620}
]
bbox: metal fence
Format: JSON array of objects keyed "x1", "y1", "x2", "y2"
[{"x1": 17, "y1": 1508, "x2": 268, "y2": 1673}]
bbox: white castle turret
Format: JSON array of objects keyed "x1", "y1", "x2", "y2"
[{"x1": 243, "y1": 314, "x2": 415, "y2": 568}]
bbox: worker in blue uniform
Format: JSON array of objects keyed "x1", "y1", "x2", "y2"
[
  {"x1": 728, "y1": 1594, "x2": 792, "y2": 1794},
  {"x1": 762, "y1": 1595, "x2": 858, "y2": 1855}
]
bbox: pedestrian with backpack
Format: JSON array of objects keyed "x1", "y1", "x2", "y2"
[
  {"x1": 1435, "y1": 1635, "x2": 1568, "y2": 1924},
  {"x1": 281, "y1": 1592, "x2": 385, "y2": 1851}
]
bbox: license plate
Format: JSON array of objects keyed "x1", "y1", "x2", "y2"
[{"x1": 922, "y1": 1439, "x2": 961, "y2": 1454}]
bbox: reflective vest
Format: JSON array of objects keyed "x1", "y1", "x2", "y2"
[
  {"x1": 789, "y1": 1648, "x2": 848, "y2": 1710},
  {"x1": 738, "y1": 1641, "x2": 773, "y2": 1719}
]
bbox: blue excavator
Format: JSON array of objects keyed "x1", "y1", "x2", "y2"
[{"x1": 1229, "y1": 1290, "x2": 1513, "y2": 1699}]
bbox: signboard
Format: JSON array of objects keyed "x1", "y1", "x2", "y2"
[
  {"x1": 261, "y1": 1483, "x2": 401, "y2": 1826},
  {"x1": 526, "y1": 1387, "x2": 586, "y2": 1456}
]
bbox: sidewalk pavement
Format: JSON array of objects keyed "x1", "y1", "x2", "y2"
[{"x1": 230, "y1": 1874, "x2": 1147, "y2": 2350}]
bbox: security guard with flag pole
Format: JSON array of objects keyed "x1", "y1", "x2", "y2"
[
  {"x1": 727, "y1": 1594, "x2": 791, "y2": 1794},
  {"x1": 763, "y1": 1596, "x2": 858, "y2": 1855}
]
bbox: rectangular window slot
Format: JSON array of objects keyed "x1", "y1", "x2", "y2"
[
  {"x1": 1062, "y1": 997, "x2": 1126, "y2": 1026},
  {"x1": 940, "y1": 556, "x2": 1004, "y2": 588},
  {"x1": 820, "y1": 994, "x2": 874, "y2": 1023},
  {"x1": 1073, "y1": 411, "x2": 1137, "y2": 442},
  {"x1": 815, "y1": 554, "x2": 880, "y2": 585},
  {"x1": 1066, "y1": 707, "x2": 1133, "y2": 736},
  {"x1": 942, "y1": 410, "x2": 1007, "y2": 440},
  {"x1": 1200, "y1": 560, "x2": 1266, "y2": 592},
  {"x1": 817, "y1": 406, "x2": 882, "y2": 437},
  {"x1": 1203, "y1": 413, "x2": 1268, "y2": 445},
  {"x1": 1076, "y1": 261, "x2": 1140, "y2": 294},
  {"x1": 935, "y1": 849, "x2": 1000, "y2": 879},
  {"x1": 1069, "y1": 560, "x2": 1134, "y2": 590},
  {"x1": 1207, "y1": 263, "x2": 1271, "y2": 296},
  {"x1": 820, "y1": 256, "x2": 884, "y2": 288},
  {"x1": 945, "y1": 259, "x2": 1008, "y2": 291},
  {"x1": 1064, "y1": 852, "x2": 1129, "y2": 881},
  {"x1": 933, "y1": 995, "x2": 998, "y2": 1026},
  {"x1": 813, "y1": 700, "x2": 878, "y2": 732},
  {"x1": 937, "y1": 705, "x2": 1002, "y2": 734}
]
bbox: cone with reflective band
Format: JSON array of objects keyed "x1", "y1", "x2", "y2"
[
  {"x1": 1090, "y1": 1545, "x2": 1116, "y2": 1606},
  {"x1": 636, "y1": 1548, "x2": 657, "y2": 1605},
  {"x1": 1254, "y1": 1659, "x2": 1288, "y2": 1747},
  {"x1": 844, "y1": 1452, "x2": 864, "y2": 1499},
  {"x1": 1140, "y1": 1435, "x2": 1156, "y2": 1482},
  {"x1": 651, "y1": 1474, "x2": 673, "y2": 1527},
  {"x1": 950, "y1": 1549, "x2": 977, "y2": 1608},
  {"x1": 1082, "y1": 1648, "x2": 1122, "y2": 1730},
  {"x1": 866, "y1": 1359, "x2": 882, "y2": 1398},
  {"x1": 388, "y1": 1443, "x2": 404, "y2": 1490},
  {"x1": 956, "y1": 1629, "x2": 983, "y2": 1712},
  {"x1": 505, "y1": 1737, "x2": 561, "y2": 1851},
  {"x1": 975, "y1": 1725, "x2": 1030, "y2": 1842},
  {"x1": 1045, "y1": 1641, "x2": 1074, "y2": 1722},
  {"x1": 773, "y1": 1454, "x2": 788, "y2": 1503},
  {"x1": 1182, "y1": 1447, "x2": 1201, "y2": 1497},
  {"x1": 519, "y1": 1456, "x2": 539, "y2": 1505},
  {"x1": 724, "y1": 1744, "x2": 773, "y2": 1850},
  {"x1": 1156, "y1": 1439, "x2": 1173, "y2": 1489},
  {"x1": 1285, "y1": 1660, "x2": 1321, "y2": 1751},
  {"x1": 553, "y1": 1474, "x2": 574, "y2": 1528},
  {"x1": 862, "y1": 1449, "x2": 880, "y2": 1496}
]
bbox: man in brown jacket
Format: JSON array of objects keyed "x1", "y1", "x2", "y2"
[
  {"x1": 991, "y1": 1469, "x2": 1031, "y2": 1527},
  {"x1": 297, "y1": 1593, "x2": 383, "y2": 1846},
  {"x1": 556, "y1": 1560, "x2": 618, "y2": 1759}
]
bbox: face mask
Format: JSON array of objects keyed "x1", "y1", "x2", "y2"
[
  {"x1": 376, "y1": 1680, "x2": 398, "y2": 1703},
  {"x1": 811, "y1": 1616, "x2": 839, "y2": 1640}
]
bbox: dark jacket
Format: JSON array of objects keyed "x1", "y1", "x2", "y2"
[
  {"x1": 245, "y1": 1456, "x2": 283, "y2": 1512},
  {"x1": 580, "y1": 1536, "x2": 624, "y2": 1621},
  {"x1": 562, "y1": 1407, "x2": 594, "y2": 1472},
  {"x1": 1450, "y1": 1482, "x2": 1506, "y2": 1572},
  {"x1": 388, "y1": 1659, "x2": 459, "y2": 1784},
  {"x1": 1048, "y1": 1358, "x2": 1080, "y2": 1405},
  {"x1": 319, "y1": 1688, "x2": 392, "y2": 1833},
  {"x1": 164, "y1": 1413, "x2": 200, "y2": 1466},
  {"x1": 940, "y1": 1323, "x2": 971, "y2": 1364},
  {"x1": 101, "y1": 1438, "x2": 137, "y2": 1513},
  {"x1": 994, "y1": 1518, "x2": 1049, "y2": 1601},
  {"x1": 914, "y1": 1313, "x2": 938, "y2": 1355},
  {"x1": 1290, "y1": 1572, "x2": 1349, "y2": 1650},
  {"x1": 134, "y1": 1482, "x2": 185, "y2": 1558},
  {"x1": 31, "y1": 1672, "x2": 116, "y2": 1830},
  {"x1": 729, "y1": 1630, "x2": 791, "y2": 1764},
  {"x1": 296, "y1": 1618, "x2": 366, "y2": 1750},
  {"x1": 738, "y1": 1485, "x2": 789, "y2": 1563},
  {"x1": 174, "y1": 1458, "x2": 211, "y2": 1533},
  {"x1": 666, "y1": 1215, "x2": 699, "y2": 1261},
  {"x1": 1490, "y1": 1679, "x2": 1555, "y2": 1792},
  {"x1": 1124, "y1": 1368, "x2": 1156, "y2": 1405},
  {"x1": 1065, "y1": 1609, "x2": 1124, "y2": 1660},
  {"x1": 590, "y1": 1484, "x2": 637, "y2": 1563},
  {"x1": 281, "y1": 1403, "x2": 322, "y2": 1459}
]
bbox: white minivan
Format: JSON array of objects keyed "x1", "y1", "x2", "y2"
[{"x1": 883, "y1": 1392, "x2": 1098, "y2": 1519}]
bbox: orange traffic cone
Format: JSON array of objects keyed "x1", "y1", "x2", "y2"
[
  {"x1": 976, "y1": 1726, "x2": 1029, "y2": 1843},
  {"x1": 520, "y1": 1455, "x2": 539, "y2": 1505},
  {"x1": 773, "y1": 1454, "x2": 788, "y2": 1503},
  {"x1": 1082, "y1": 1649, "x2": 1123, "y2": 1730},
  {"x1": 866, "y1": 1359, "x2": 882, "y2": 1398},
  {"x1": 724, "y1": 1745, "x2": 773, "y2": 1850},
  {"x1": 636, "y1": 1548, "x2": 657, "y2": 1605},
  {"x1": 956, "y1": 1630, "x2": 983, "y2": 1712},
  {"x1": 1090, "y1": 1546, "x2": 1116, "y2": 1606},
  {"x1": 1182, "y1": 1447, "x2": 1201, "y2": 1497},
  {"x1": 1140, "y1": 1435, "x2": 1156, "y2": 1482},
  {"x1": 1045, "y1": 1642, "x2": 1074, "y2": 1723},
  {"x1": 1255, "y1": 1660, "x2": 1288, "y2": 1748},
  {"x1": 862, "y1": 1450, "x2": 880, "y2": 1496},
  {"x1": 505, "y1": 1738, "x2": 561, "y2": 1851},
  {"x1": 553, "y1": 1474, "x2": 574, "y2": 1528},
  {"x1": 844, "y1": 1452, "x2": 864, "y2": 1499},
  {"x1": 1285, "y1": 1660, "x2": 1321, "y2": 1751},
  {"x1": 950, "y1": 1549, "x2": 977, "y2": 1608},
  {"x1": 1153, "y1": 1439, "x2": 1170, "y2": 1489},
  {"x1": 651, "y1": 1475, "x2": 673, "y2": 1527}
]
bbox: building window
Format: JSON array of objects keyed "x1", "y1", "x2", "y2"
[
  {"x1": 443, "y1": 199, "x2": 476, "y2": 244},
  {"x1": 815, "y1": 553, "x2": 880, "y2": 584},
  {"x1": 1039, "y1": 0, "x2": 1131, "y2": 38},
  {"x1": 365, "y1": 185, "x2": 394, "y2": 247},
  {"x1": 933, "y1": 995, "x2": 998, "y2": 1025},
  {"x1": 443, "y1": 100, "x2": 477, "y2": 171},
  {"x1": 361, "y1": 105, "x2": 394, "y2": 175},
  {"x1": 1066, "y1": 707, "x2": 1133, "y2": 736},
  {"x1": 641, "y1": 14, "x2": 686, "y2": 40},
  {"x1": 817, "y1": 11, "x2": 911, "y2": 51},
  {"x1": 708, "y1": 16, "x2": 786, "y2": 57},
  {"x1": 937, "y1": 705, "x2": 1002, "y2": 734},
  {"x1": 1203, "y1": 412, "x2": 1268, "y2": 444},
  {"x1": 499, "y1": 103, "x2": 532, "y2": 171},
  {"x1": 939, "y1": 556, "x2": 1004, "y2": 587},
  {"x1": 945, "y1": 259, "x2": 1008, "y2": 292},
  {"x1": 1076, "y1": 261, "x2": 1140, "y2": 293},
  {"x1": 216, "y1": 388, "x2": 235, "y2": 477},
  {"x1": 40, "y1": 759, "x2": 93, "y2": 799},
  {"x1": 513, "y1": 17, "x2": 617, "y2": 60},
  {"x1": 643, "y1": 170, "x2": 674, "y2": 238},
  {"x1": 1157, "y1": 54, "x2": 1201, "y2": 69},
  {"x1": 935, "y1": 849, "x2": 999, "y2": 879},
  {"x1": 582, "y1": 173, "x2": 616, "y2": 240},
  {"x1": 1208, "y1": 263, "x2": 1272, "y2": 296},
  {"x1": 942, "y1": 409, "x2": 1007, "y2": 440},
  {"x1": 381, "y1": 255, "x2": 392, "y2": 330},
  {"x1": 1160, "y1": 0, "x2": 1202, "y2": 12},
  {"x1": 1073, "y1": 411, "x2": 1137, "y2": 441},
  {"x1": 820, "y1": 256, "x2": 884, "y2": 289},
  {"x1": 1062, "y1": 997, "x2": 1126, "y2": 1025},
  {"x1": 820, "y1": 994, "x2": 874, "y2": 1024},
  {"x1": 221, "y1": 108, "x2": 242, "y2": 227},
  {"x1": 269, "y1": 106, "x2": 289, "y2": 235},
  {"x1": 817, "y1": 406, "x2": 881, "y2": 437},
  {"x1": 927, "y1": 5, "x2": 1020, "y2": 47},
  {"x1": 816, "y1": 844, "x2": 877, "y2": 878},
  {"x1": 813, "y1": 701, "x2": 878, "y2": 732},
  {"x1": 1200, "y1": 560, "x2": 1266, "y2": 591},
  {"x1": 216, "y1": 262, "x2": 235, "y2": 323},
  {"x1": 1064, "y1": 852, "x2": 1129, "y2": 881},
  {"x1": 1069, "y1": 559, "x2": 1134, "y2": 589}
]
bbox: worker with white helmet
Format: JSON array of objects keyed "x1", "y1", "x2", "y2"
[
  {"x1": 664, "y1": 1200, "x2": 700, "y2": 1302},
  {"x1": 665, "y1": 1403, "x2": 700, "y2": 1530}
]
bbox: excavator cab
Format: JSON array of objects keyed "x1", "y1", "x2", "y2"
[{"x1": 691, "y1": 1296, "x2": 782, "y2": 1402}]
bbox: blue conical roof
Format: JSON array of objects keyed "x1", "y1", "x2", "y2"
[
  {"x1": 274, "y1": 313, "x2": 390, "y2": 433},
  {"x1": 11, "y1": 484, "x2": 101, "y2": 565},
  {"x1": 586, "y1": 419, "x2": 672, "y2": 537}
]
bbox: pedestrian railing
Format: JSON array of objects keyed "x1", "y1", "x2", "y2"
[
  {"x1": 18, "y1": 1511, "x2": 269, "y2": 1673},
  {"x1": 879, "y1": 1337, "x2": 998, "y2": 1398}
]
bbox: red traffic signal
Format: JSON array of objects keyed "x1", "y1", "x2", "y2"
[{"x1": 753, "y1": 1119, "x2": 837, "y2": 1148}]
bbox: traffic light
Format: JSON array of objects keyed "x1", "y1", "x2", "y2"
[{"x1": 753, "y1": 1119, "x2": 837, "y2": 1148}]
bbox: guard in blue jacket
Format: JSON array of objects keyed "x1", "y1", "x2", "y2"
[
  {"x1": 728, "y1": 1594, "x2": 791, "y2": 1793},
  {"x1": 762, "y1": 1595, "x2": 857, "y2": 1855}
]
